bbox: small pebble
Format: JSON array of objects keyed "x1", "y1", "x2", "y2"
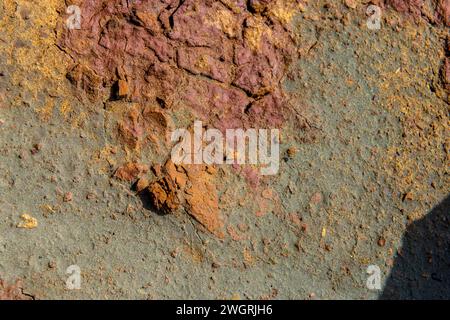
[
  {"x1": 30, "y1": 143, "x2": 42, "y2": 155},
  {"x1": 17, "y1": 214, "x2": 38, "y2": 229},
  {"x1": 86, "y1": 192, "x2": 96, "y2": 200},
  {"x1": 63, "y1": 192, "x2": 73, "y2": 202},
  {"x1": 286, "y1": 147, "x2": 298, "y2": 158}
]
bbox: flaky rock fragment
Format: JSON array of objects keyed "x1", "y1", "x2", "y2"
[
  {"x1": 148, "y1": 175, "x2": 181, "y2": 214},
  {"x1": 66, "y1": 64, "x2": 102, "y2": 100},
  {"x1": 136, "y1": 177, "x2": 150, "y2": 193},
  {"x1": 114, "y1": 162, "x2": 149, "y2": 182},
  {"x1": 147, "y1": 160, "x2": 224, "y2": 237},
  {"x1": 115, "y1": 104, "x2": 172, "y2": 151},
  {"x1": 17, "y1": 214, "x2": 38, "y2": 229},
  {"x1": 183, "y1": 164, "x2": 223, "y2": 237},
  {"x1": 117, "y1": 80, "x2": 129, "y2": 99}
]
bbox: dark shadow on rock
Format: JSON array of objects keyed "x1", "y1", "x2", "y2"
[
  {"x1": 380, "y1": 195, "x2": 450, "y2": 299},
  {"x1": 136, "y1": 189, "x2": 156, "y2": 213},
  {"x1": 133, "y1": 182, "x2": 169, "y2": 216}
]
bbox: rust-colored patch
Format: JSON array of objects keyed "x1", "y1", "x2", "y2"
[
  {"x1": 378, "y1": 0, "x2": 450, "y2": 26},
  {"x1": 0, "y1": 279, "x2": 33, "y2": 300},
  {"x1": 109, "y1": 103, "x2": 172, "y2": 152},
  {"x1": 114, "y1": 162, "x2": 149, "y2": 182},
  {"x1": 146, "y1": 160, "x2": 224, "y2": 237}
]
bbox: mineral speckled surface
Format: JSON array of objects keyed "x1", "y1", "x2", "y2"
[{"x1": 0, "y1": 0, "x2": 449, "y2": 299}]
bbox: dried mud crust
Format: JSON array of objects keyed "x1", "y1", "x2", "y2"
[{"x1": 58, "y1": 0, "x2": 300, "y2": 130}]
